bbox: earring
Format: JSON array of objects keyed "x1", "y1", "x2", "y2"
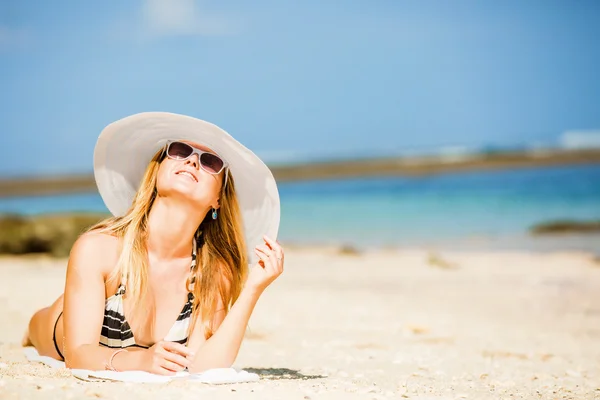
[{"x1": 212, "y1": 208, "x2": 218, "y2": 220}]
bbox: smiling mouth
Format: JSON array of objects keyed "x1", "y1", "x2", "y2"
[{"x1": 176, "y1": 170, "x2": 198, "y2": 182}]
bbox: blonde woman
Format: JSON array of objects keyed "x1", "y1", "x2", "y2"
[{"x1": 23, "y1": 112, "x2": 283, "y2": 375}]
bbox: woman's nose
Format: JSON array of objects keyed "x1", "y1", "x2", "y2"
[{"x1": 185, "y1": 154, "x2": 200, "y2": 169}]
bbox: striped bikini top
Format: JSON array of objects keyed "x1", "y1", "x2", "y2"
[{"x1": 99, "y1": 240, "x2": 198, "y2": 349}]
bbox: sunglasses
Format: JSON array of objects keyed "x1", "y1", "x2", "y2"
[{"x1": 164, "y1": 141, "x2": 229, "y2": 187}]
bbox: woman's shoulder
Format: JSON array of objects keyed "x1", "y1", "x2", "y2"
[
  {"x1": 72, "y1": 230, "x2": 119, "y2": 254},
  {"x1": 67, "y1": 231, "x2": 120, "y2": 274}
]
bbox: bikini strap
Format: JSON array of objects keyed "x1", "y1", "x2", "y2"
[
  {"x1": 188, "y1": 238, "x2": 198, "y2": 292},
  {"x1": 116, "y1": 281, "x2": 127, "y2": 296},
  {"x1": 118, "y1": 267, "x2": 127, "y2": 295}
]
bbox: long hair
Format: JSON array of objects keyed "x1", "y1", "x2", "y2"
[{"x1": 88, "y1": 148, "x2": 247, "y2": 339}]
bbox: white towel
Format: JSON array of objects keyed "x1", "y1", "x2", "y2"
[{"x1": 23, "y1": 347, "x2": 259, "y2": 384}]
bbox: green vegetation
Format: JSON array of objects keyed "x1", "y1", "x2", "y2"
[
  {"x1": 0, "y1": 213, "x2": 108, "y2": 257},
  {"x1": 530, "y1": 220, "x2": 600, "y2": 235}
]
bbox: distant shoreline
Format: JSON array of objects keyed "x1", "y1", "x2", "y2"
[
  {"x1": 1, "y1": 212, "x2": 599, "y2": 257},
  {"x1": 0, "y1": 147, "x2": 599, "y2": 198}
]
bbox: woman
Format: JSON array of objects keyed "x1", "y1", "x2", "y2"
[{"x1": 23, "y1": 112, "x2": 283, "y2": 375}]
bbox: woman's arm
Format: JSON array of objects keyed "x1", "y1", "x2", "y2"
[
  {"x1": 62, "y1": 232, "x2": 145, "y2": 370},
  {"x1": 186, "y1": 235, "x2": 284, "y2": 373},
  {"x1": 186, "y1": 285, "x2": 262, "y2": 372}
]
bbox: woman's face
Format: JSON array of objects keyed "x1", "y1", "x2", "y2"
[{"x1": 155, "y1": 140, "x2": 225, "y2": 209}]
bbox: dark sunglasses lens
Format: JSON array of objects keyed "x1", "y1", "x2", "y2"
[
  {"x1": 167, "y1": 142, "x2": 193, "y2": 159},
  {"x1": 200, "y1": 153, "x2": 224, "y2": 173}
]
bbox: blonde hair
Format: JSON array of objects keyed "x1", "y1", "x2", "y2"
[{"x1": 88, "y1": 148, "x2": 247, "y2": 339}]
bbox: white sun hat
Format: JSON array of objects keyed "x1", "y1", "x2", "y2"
[{"x1": 93, "y1": 111, "x2": 280, "y2": 265}]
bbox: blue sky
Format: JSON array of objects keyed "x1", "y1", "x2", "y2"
[{"x1": 1, "y1": 0, "x2": 599, "y2": 177}]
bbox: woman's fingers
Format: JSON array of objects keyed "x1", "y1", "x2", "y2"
[
  {"x1": 255, "y1": 244, "x2": 273, "y2": 256},
  {"x1": 263, "y1": 235, "x2": 284, "y2": 260},
  {"x1": 161, "y1": 341, "x2": 194, "y2": 358},
  {"x1": 155, "y1": 341, "x2": 193, "y2": 372},
  {"x1": 248, "y1": 237, "x2": 285, "y2": 291},
  {"x1": 254, "y1": 246, "x2": 276, "y2": 270},
  {"x1": 263, "y1": 236, "x2": 284, "y2": 275},
  {"x1": 162, "y1": 349, "x2": 192, "y2": 369},
  {"x1": 160, "y1": 359, "x2": 183, "y2": 373},
  {"x1": 255, "y1": 245, "x2": 282, "y2": 275}
]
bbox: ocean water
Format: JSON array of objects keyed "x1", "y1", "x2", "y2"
[{"x1": 1, "y1": 164, "x2": 599, "y2": 252}]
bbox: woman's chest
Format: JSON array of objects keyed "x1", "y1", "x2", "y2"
[{"x1": 125, "y1": 275, "x2": 191, "y2": 346}]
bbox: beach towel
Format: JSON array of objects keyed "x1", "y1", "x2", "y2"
[{"x1": 23, "y1": 347, "x2": 259, "y2": 384}]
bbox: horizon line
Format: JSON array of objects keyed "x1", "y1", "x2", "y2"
[{"x1": 0, "y1": 147, "x2": 599, "y2": 198}]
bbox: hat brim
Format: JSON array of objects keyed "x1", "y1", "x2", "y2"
[{"x1": 93, "y1": 112, "x2": 280, "y2": 265}]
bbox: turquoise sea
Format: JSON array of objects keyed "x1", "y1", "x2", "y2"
[{"x1": 1, "y1": 164, "x2": 599, "y2": 253}]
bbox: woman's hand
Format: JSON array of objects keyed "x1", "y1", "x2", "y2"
[
  {"x1": 247, "y1": 235, "x2": 284, "y2": 293},
  {"x1": 139, "y1": 341, "x2": 195, "y2": 375}
]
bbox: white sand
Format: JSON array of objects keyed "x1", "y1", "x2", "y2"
[{"x1": 0, "y1": 248, "x2": 599, "y2": 399}]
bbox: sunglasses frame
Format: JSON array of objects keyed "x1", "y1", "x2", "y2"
[{"x1": 164, "y1": 140, "x2": 229, "y2": 189}]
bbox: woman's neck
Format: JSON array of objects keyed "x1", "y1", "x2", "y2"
[{"x1": 145, "y1": 197, "x2": 207, "y2": 260}]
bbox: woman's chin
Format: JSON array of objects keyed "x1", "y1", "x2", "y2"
[{"x1": 159, "y1": 187, "x2": 206, "y2": 206}]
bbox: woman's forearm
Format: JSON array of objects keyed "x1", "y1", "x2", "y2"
[
  {"x1": 65, "y1": 344, "x2": 144, "y2": 371},
  {"x1": 189, "y1": 286, "x2": 262, "y2": 372}
]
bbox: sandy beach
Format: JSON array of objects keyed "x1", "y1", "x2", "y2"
[{"x1": 0, "y1": 247, "x2": 599, "y2": 399}]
